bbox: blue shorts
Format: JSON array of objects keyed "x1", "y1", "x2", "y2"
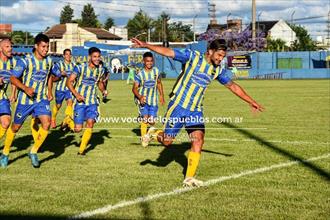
[
  {"x1": 14, "y1": 100, "x2": 51, "y2": 125},
  {"x1": 139, "y1": 104, "x2": 158, "y2": 118},
  {"x1": 0, "y1": 99, "x2": 11, "y2": 116},
  {"x1": 55, "y1": 90, "x2": 72, "y2": 105},
  {"x1": 163, "y1": 100, "x2": 205, "y2": 138},
  {"x1": 74, "y1": 104, "x2": 99, "y2": 125}
]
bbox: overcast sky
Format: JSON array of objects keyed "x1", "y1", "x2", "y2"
[{"x1": 0, "y1": 0, "x2": 329, "y2": 39}]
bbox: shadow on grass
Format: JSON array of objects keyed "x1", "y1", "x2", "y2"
[
  {"x1": 140, "y1": 142, "x2": 233, "y2": 176},
  {"x1": 0, "y1": 213, "x2": 116, "y2": 220},
  {"x1": 84, "y1": 129, "x2": 111, "y2": 154},
  {"x1": 221, "y1": 122, "x2": 330, "y2": 181}
]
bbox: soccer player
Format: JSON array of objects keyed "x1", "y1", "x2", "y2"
[
  {"x1": 0, "y1": 33, "x2": 61, "y2": 168},
  {"x1": 132, "y1": 38, "x2": 264, "y2": 187},
  {"x1": 50, "y1": 49, "x2": 75, "y2": 131},
  {"x1": 127, "y1": 64, "x2": 135, "y2": 84},
  {"x1": 66, "y1": 47, "x2": 106, "y2": 155},
  {"x1": 0, "y1": 38, "x2": 17, "y2": 141},
  {"x1": 132, "y1": 52, "x2": 165, "y2": 147}
]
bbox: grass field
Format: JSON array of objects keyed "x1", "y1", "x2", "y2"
[{"x1": 0, "y1": 79, "x2": 329, "y2": 219}]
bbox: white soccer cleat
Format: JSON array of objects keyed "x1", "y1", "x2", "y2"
[
  {"x1": 141, "y1": 134, "x2": 151, "y2": 147},
  {"x1": 182, "y1": 177, "x2": 204, "y2": 187},
  {"x1": 147, "y1": 127, "x2": 156, "y2": 139}
]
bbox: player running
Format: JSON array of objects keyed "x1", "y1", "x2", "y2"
[
  {"x1": 132, "y1": 52, "x2": 165, "y2": 147},
  {"x1": 66, "y1": 47, "x2": 107, "y2": 155},
  {"x1": 0, "y1": 34, "x2": 61, "y2": 168}
]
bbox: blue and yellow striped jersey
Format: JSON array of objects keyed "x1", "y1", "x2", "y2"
[
  {"x1": 73, "y1": 62, "x2": 105, "y2": 106},
  {"x1": 170, "y1": 48, "x2": 232, "y2": 112},
  {"x1": 54, "y1": 60, "x2": 75, "y2": 91},
  {"x1": 0, "y1": 57, "x2": 17, "y2": 100},
  {"x1": 12, "y1": 54, "x2": 61, "y2": 105},
  {"x1": 134, "y1": 67, "x2": 160, "y2": 106}
]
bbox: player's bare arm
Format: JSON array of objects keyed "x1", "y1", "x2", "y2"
[
  {"x1": 10, "y1": 75, "x2": 34, "y2": 98},
  {"x1": 132, "y1": 82, "x2": 146, "y2": 104},
  {"x1": 225, "y1": 81, "x2": 264, "y2": 112},
  {"x1": 131, "y1": 38, "x2": 175, "y2": 58},
  {"x1": 157, "y1": 79, "x2": 165, "y2": 105},
  {"x1": 66, "y1": 73, "x2": 84, "y2": 103}
]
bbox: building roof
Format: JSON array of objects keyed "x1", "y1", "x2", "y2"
[
  {"x1": 44, "y1": 24, "x2": 122, "y2": 40},
  {"x1": 248, "y1": 20, "x2": 279, "y2": 33},
  {"x1": 44, "y1": 24, "x2": 67, "y2": 39},
  {"x1": 82, "y1": 27, "x2": 122, "y2": 40}
]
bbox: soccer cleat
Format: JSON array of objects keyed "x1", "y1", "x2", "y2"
[
  {"x1": 147, "y1": 127, "x2": 156, "y2": 140},
  {"x1": 141, "y1": 134, "x2": 151, "y2": 147},
  {"x1": 182, "y1": 177, "x2": 204, "y2": 187},
  {"x1": 50, "y1": 119, "x2": 56, "y2": 129},
  {"x1": 28, "y1": 153, "x2": 40, "y2": 168},
  {"x1": 0, "y1": 154, "x2": 9, "y2": 168},
  {"x1": 77, "y1": 152, "x2": 86, "y2": 156}
]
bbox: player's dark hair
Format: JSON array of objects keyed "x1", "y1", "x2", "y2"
[
  {"x1": 208, "y1": 39, "x2": 227, "y2": 51},
  {"x1": 143, "y1": 52, "x2": 153, "y2": 59},
  {"x1": 88, "y1": 47, "x2": 101, "y2": 55},
  {"x1": 34, "y1": 33, "x2": 49, "y2": 45},
  {"x1": 0, "y1": 37, "x2": 12, "y2": 44},
  {"x1": 63, "y1": 48, "x2": 71, "y2": 55}
]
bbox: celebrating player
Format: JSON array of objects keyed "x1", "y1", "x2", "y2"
[
  {"x1": 132, "y1": 52, "x2": 165, "y2": 147},
  {"x1": 132, "y1": 38, "x2": 264, "y2": 187},
  {"x1": 66, "y1": 47, "x2": 106, "y2": 155}
]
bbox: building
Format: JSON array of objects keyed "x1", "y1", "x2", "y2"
[
  {"x1": 0, "y1": 24, "x2": 12, "y2": 35},
  {"x1": 207, "y1": 19, "x2": 242, "y2": 33},
  {"x1": 249, "y1": 19, "x2": 296, "y2": 46},
  {"x1": 44, "y1": 23, "x2": 122, "y2": 53},
  {"x1": 109, "y1": 26, "x2": 128, "y2": 41}
]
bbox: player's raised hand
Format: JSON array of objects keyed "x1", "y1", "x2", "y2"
[
  {"x1": 131, "y1": 38, "x2": 146, "y2": 48},
  {"x1": 24, "y1": 87, "x2": 35, "y2": 98}
]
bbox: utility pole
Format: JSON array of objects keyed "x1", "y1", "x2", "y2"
[
  {"x1": 291, "y1": 10, "x2": 295, "y2": 47},
  {"x1": 208, "y1": 2, "x2": 217, "y2": 25},
  {"x1": 252, "y1": 0, "x2": 256, "y2": 49},
  {"x1": 193, "y1": 14, "x2": 197, "y2": 42},
  {"x1": 327, "y1": 10, "x2": 330, "y2": 47}
]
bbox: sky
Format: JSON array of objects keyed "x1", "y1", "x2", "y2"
[{"x1": 0, "y1": 0, "x2": 329, "y2": 39}]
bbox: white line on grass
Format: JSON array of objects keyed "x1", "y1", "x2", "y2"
[{"x1": 70, "y1": 153, "x2": 330, "y2": 219}]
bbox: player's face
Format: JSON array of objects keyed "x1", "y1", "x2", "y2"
[
  {"x1": 209, "y1": 49, "x2": 226, "y2": 66},
  {"x1": 143, "y1": 57, "x2": 153, "y2": 70},
  {"x1": 90, "y1": 52, "x2": 101, "y2": 67},
  {"x1": 64, "y1": 51, "x2": 71, "y2": 62},
  {"x1": 0, "y1": 40, "x2": 13, "y2": 58},
  {"x1": 35, "y1": 41, "x2": 49, "y2": 58}
]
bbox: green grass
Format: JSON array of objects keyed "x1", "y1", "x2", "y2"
[{"x1": 0, "y1": 79, "x2": 329, "y2": 219}]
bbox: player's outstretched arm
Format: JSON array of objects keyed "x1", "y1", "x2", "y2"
[
  {"x1": 225, "y1": 81, "x2": 264, "y2": 112},
  {"x1": 131, "y1": 38, "x2": 175, "y2": 58}
]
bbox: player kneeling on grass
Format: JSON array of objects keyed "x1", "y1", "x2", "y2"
[
  {"x1": 132, "y1": 52, "x2": 165, "y2": 147},
  {"x1": 132, "y1": 38, "x2": 264, "y2": 187},
  {"x1": 66, "y1": 47, "x2": 106, "y2": 155},
  {"x1": 0, "y1": 34, "x2": 61, "y2": 168},
  {"x1": 50, "y1": 48, "x2": 75, "y2": 132}
]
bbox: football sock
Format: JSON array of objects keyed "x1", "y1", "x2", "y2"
[
  {"x1": 2, "y1": 128, "x2": 16, "y2": 156},
  {"x1": 140, "y1": 122, "x2": 148, "y2": 136},
  {"x1": 0, "y1": 125, "x2": 7, "y2": 139},
  {"x1": 79, "y1": 128, "x2": 92, "y2": 154},
  {"x1": 52, "y1": 105, "x2": 59, "y2": 120},
  {"x1": 186, "y1": 151, "x2": 201, "y2": 178},
  {"x1": 30, "y1": 118, "x2": 39, "y2": 142},
  {"x1": 30, "y1": 127, "x2": 48, "y2": 154}
]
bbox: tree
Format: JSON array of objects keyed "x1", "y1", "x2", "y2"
[
  {"x1": 152, "y1": 12, "x2": 170, "y2": 42},
  {"x1": 168, "y1": 22, "x2": 194, "y2": 42},
  {"x1": 10, "y1": 31, "x2": 34, "y2": 45},
  {"x1": 266, "y1": 37, "x2": 288, "y2": 52},
  {"x1": 289, "y1": 24, "x2": 317, "y2": 51},
  {"x1": 81, "y1": 3, "x2": 98, "y2": 28},
  {"x1": 60, "y1": 4, "x2": 74, "y2": 24},
  {"x1": 126, "y1": 10, "x2": 154, "y2": 41},
  {"x1": 104, "y1": 17, "x2": 115, "y2": 30}
]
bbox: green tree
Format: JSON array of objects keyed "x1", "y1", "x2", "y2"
[
  {"x1": 126, "y1": 10, "x2": 154, "y2": 41},
  {"x1": 152, "y1": 12, "x2": 170, "y2": 42},
  {"x1": 81, "y1": 3, "x2": 98, "y2": 27},
  {"x1": 168, "y1": 22, "x2": 193, "y2": 42},
  {"x1": 104, "y1": 17, "x2": 115, "y2": 30},
  {"x1": 60, "y1": 4, "x2": 74, "y2": 24},
  {"x1": 10, "y1": 31, "x2": 34, "y2": 45},
  {"x1": 266, "y1": 37, "x2": 288, "y2": 52},
  {"x1": 289, "y1": 24, "x2": 317, "y2": 51}
]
